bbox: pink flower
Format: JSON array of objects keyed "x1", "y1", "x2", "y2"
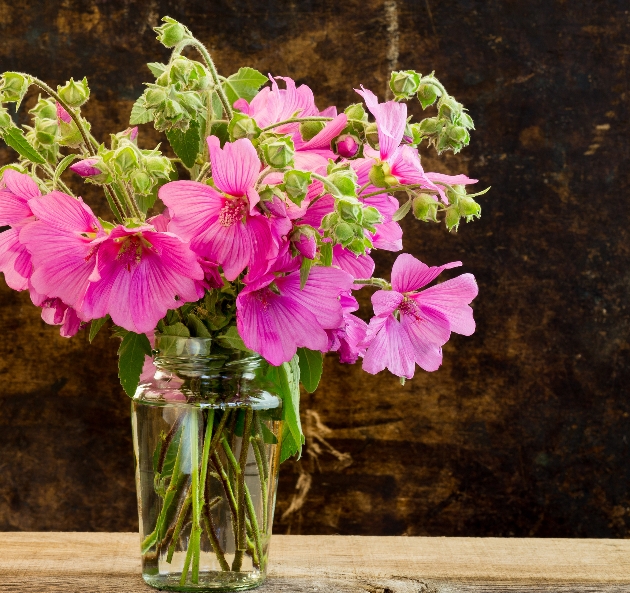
[
  {"x1": 159, "y1": 136, "x2": 275, "y2": 281},
  {"x1": 236, "y1": 257, "x2": 354, "y2": 366},
  {"x1": 327, "y1": 293, "x2": 368, "y2": 364},
  {"x1": 82, "y1": 225, "x2": 204, "y2": 334},
  {"x1": 361, "y1": 253, "x2": 478, "y2": 378},
  {"x1": 41, "y1": 298, "x2": 82, "y2": 337},
  {"x1": 20, "y1": 191, "x2": 106, "y2": 309},
  {"x1": 70, "y1": 158, "x2": 101, "y2": 178},
  {"x1": 0, "y1": 170, "x2": 39, "y2": 291},
  {"x1": 336, "y1": 134, "x2": 359, "y2": 158},
  {"x1": 332, "y1": 244, "x2": 375, "y2": 280}
]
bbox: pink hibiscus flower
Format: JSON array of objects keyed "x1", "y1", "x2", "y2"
[
  {"x1": 0, "y1": 170, "x2": 40, "y2": 291},
  {"x1": 81, "y1": 225, "x2": 204, "y2": 334},
  {"x1": 361, "y1": 253, "x2": 478, "y2": 379},
  {"x1": 355, "y1": 87, "x2": 478, "y2": 203},
  {"x1": 20, "y1": 191, "x2": 106, "y2": 309},
  {"x1": 159, "y1": 136, "x2": 274, "y2": 281},
  {"x1": 236, "y1": 254, "x2": 354, "y2": 365}
]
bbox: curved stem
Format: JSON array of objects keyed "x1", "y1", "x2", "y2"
[{"x1": 353, "y1": 277, "x2": 391, "y2": 289}]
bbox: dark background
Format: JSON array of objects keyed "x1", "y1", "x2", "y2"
[{"x1": 1, "y1": 0, "x2": 629, "y2": 537}]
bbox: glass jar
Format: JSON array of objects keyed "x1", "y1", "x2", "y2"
[{"x1": 132, "y1": 335, "x2": 283, "y2": 591}]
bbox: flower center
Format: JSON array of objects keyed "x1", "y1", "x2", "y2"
[
  {"x1": 399, "y1": 297, "x2": 422, "y2": 321},
  {"x1": 218, "y1": 198, "x2": 247, "y2": 227},
  {"x1": 115, "y1": 234, "x2": 153, "y2": 272}
]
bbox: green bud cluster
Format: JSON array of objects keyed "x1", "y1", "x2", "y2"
[
  {"x1": 443, "y1": 184, "x2": 482, "y2": 232},
  {"x1": 228, "y1": 112, "x2": 260, "y2": 141},
  {"x1": 131, "y1": 56, "x2": 212, "y2": 133},
  {"x1": 389, "y1": 70, "x2": 421, "y2": 100},
  {"x1": 153, "y1": 17, "x2": 191, "y2": 48},
  {"x1": 22, "y1": 96, "x2": 60, "y2": 163},
  {"x1": 57, "y1": 77, "x2": 90, "y2": 107},
  {"x1": 282, "y1": 169, "x2": 312, "y2": 205},
  {"x1": 260, "y1": 136, "x2": 295, "y2": 168}
]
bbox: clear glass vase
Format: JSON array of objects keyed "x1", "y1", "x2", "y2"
[{"x1": 132, "y1": 335, "x2": 283, "y2": 592}]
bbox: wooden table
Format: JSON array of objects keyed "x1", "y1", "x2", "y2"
[{"x1": 1, "y1": 533, "x2": 629, "y2": 592}]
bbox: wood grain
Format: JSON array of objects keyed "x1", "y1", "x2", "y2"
[{"x1": 1, "y1": 533, "x2": 629, "y2": 592}]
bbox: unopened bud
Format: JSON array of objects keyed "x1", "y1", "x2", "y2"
[
  {"x1": 261, "y1": 137, "x2": 294, "y2": 168},
  {"x1": 337, "y1": 200, "x2": 362, "y2": 223},
  {"x1": 34, "y1": 118, "x2": 58, "y2": 145},
  {"x1": 344, "y1": 103, "x2": 367, "y2": 122},
  {"x1": 438, "y1": 96, "x2": 462, "y2": 122},
  {"x1": 291, "y1": 226, "x2": 317, "y2": 260},
  {"x1": 154, "y1": 16, "x2": 188, "y2": 48},
  {"x1": 390, "y1": 70, "x2": 421, "y2": 98},
  {"x1": 457, "y1": 196, "x2": 481, "y2": 218},
  {"x1": 57, "y1": 77, "x2": 90, "y2": 107},
  {"x1": 334, "y1": 222, "x2": 354, "y2": 244},
  {"x1": 169, "y1": 57, "x2": 194, "y2": 85},
  {"x1": 447, "y1": 125, "x2": 469, "y2": 144},
  {"x1": 321, "y1": 212, "x2": 339, "y2": 230},
  {"x1": 144, "y1": 155, "x2": 172, "y2": 180},
  {"x1": 163, "y1": 99, "x2": 185, "y2": 119},
  {"x1": 56, "y1": 102, "x2": 72, "y2": 124},
  {"x1": 113, "y1": 146, "x2": 139, "y2": 174},
  {"x1": 145, "y1": 87, "x2": 168, "y2": 108},
  {"x1": 412, "y1": 193, "x2": 439, "y2": 222},
  {"x1": 459, "y1": 112, "x2": 475, "y2": 130},
  {"x1": 417, "y1": 117, "x2": 441, "y2": 136},
  {"x1": 70, "y1": 158, "x2": 101, "y2": 178},
  {"x1": 29, "y1": 97, "x2": 57, "y2": 120},
  {"x1": 228, "y1": 113, "x2": 260, "y2": 141},
  {"x1": 283, "y1": 169, "x2": 311, "y2": 204},
  {"x1": 445, "y1": 206, "x2": 460, "y2": 231},
  {"x1": 131, "y1": 170, "x2": 153, "y2": 195},
  {"x1": 335, "y1": 134, "x2": 359, "y2": 158},
  {"x1": 417, "y1": 82, "x2": 441, "y2": 109},
  {"x1": 1, "y1": 72, "x2": 29, "y2": 104},
  {"x1": 362, "y1": 206, "x2": 382, "y2": 226},
  {"x1": 299, "y1": 120, "x2": 326, "y2": 141}
]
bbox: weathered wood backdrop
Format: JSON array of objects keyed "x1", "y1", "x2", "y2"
[{"x1": 0, "y1": 0, "x2": 628, "y2": 537}]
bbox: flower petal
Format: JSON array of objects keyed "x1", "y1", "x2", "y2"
[
  {"x1": 3, "y1": 169, "x2": 41, "y2": 199},
  {"x1": 208, "y1": 137, "x2": 261, "y2": 197},
  {"x1": 391, "y1": 253, "x2": 462, "y2": 293}
]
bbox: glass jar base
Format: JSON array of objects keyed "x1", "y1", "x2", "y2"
[{"x1": 143, "y1": 570, "x2": 266, "y2": 592}]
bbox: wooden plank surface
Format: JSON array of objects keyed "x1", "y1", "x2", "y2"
[{"x1": 1, "y1": 534, "x2": 629, "y2": 592}]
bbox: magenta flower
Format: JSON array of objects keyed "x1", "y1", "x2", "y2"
[
  {"x1": 335, "y1": 134, "x2": 360, "y2": 158},
  {"x1": 39, "y1": 297, "x2": 82, "y2": 338},
  {"x1": 327, "y1": 292, "x2": 368, "y2": 364},
  {"x1": 361, "y1": 253, "x2": 478, "y2": 378},
  {"x1": 20, "y1": 191, "x2": 106, "y2": 309},
  {"x1": 332, "y1": 244, "x2": 375, "y2": 280},
  {"x1": 69, "y1": 158, "x2": 102, "y2": 178},
  {"x1": 236, "y1": 257, "x2": 354, "y2": 365},
  {"x1": 0, "y1": 169, "x2": 39, "y2": 291},
  {"x1": 159, "y1": 136, "x2": 275, "y2": 281},
  {"x1": 82, "y1": 225, "x2": 204, "y2": 334}
]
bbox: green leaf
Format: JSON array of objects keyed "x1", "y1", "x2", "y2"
[
  {"x1": 162, "y1": 322, "x2": 190, "y2": 337},
  {"x1": 147, "y1": 62, "x2": 167, "y2": 78},
  {"x1": 186, "y1": 313, "x2": 212, "y2": 338},
  {"x1": 129, "y1": 96, "x2": 154, "y2": 125},
  {"x1": 261, "y1": 422, "x2": 278, "y2": 444},
  {"x1": 136, "y1": 192, "x2": 157, "y2": 215},
  {"x1": 299, "y1": 256, "x2": 314, "y2": 289},
  {"x1": 166, "y1": 121, "x2": 201, "y2": 168},
  {"x1": 297, "y1": 348, "x2": 323, "y2": 393},
  {"x1": 320, "y1": 242, "x2": 333, "y2": 267},
  {"x1": 52, "y1": 153, "x2": 78, "y2": 189},
  {"x1": 223, "y1": 67, "x2": 267, "y2": 105},
  {"x1": 216, "y1": 325, "x2": 252, "y2": 353},
  {"x1": 89, "y1": 315, "x2": 109, "y2": 343},
  {"x1": 267, "y1": 355, "x2": 303, "y2": 462},
  {"x1": 117, "y1": 332, "x2": 152, "y2": 397},
  {"x1": 392, "y1": 199, "x2": 412, "y2": 222},
  {"x1": 210, "y1": 121, "x2": 229, "y2": 146},
  {"x1": 1, "y1": 127, "x2": 46, "y2": 164}
]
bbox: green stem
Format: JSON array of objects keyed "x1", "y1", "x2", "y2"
[
  {"x1": 231, "y1": 407, "x2": 253, "y2": 572},
  {"x1": 195, "y1": 162, "x2": 210, "y2": 182},
  {"x1": 243, "y1": 482, "x2": 264, "y2": 570},
  {"x1": 359, "y1": 185, "x2": 439, "y2": 199},
  {"x1": 166, "y1": 486, "x2": 192, "y2": 563},
  {"x1": 310, "y1": 172, "x2": 344, "y2": 199},
  {"x1": 189, "y1": 411, "x2": 202, "y2": 584},
  {"x1": 251, "y1": 436, "x2": 268, "y2": 532},
  {"x1": 171, "y1": 39, "x2": 233, "y2": 119},
  {"x1": 352, "y1": 277, "x2": 392, "y2": 289}
]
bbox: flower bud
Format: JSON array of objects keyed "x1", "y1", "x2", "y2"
[
  {"x1": 169, "y1": 57, "x2": 194, "y2": 85},
  {"x1": 163, "y1": 99, "x2": 185, "y2": 120},
  {"x1": 0, "y1": 106, "x2": 13, "y2": 130},
  {"x1": 56, "y1": 103, "x2": 84, "y2": 146},
  {"x1": 144, "y1": 155, "x2": 172, "y2": 180},
  {"x1": 57, "y1": 77, "x2": 90, "y2": 107},
  {"x1": 344, "y1": 103, "x2": 367, "y2": 122},
  {"x1": 364, "y1": 122, "x2": 379, "y2": 148},
  {"x1": 334, "y1": 221, "x2": 354, "y2": 244},
  {"x1": 337, "y1": 200, "x2": 362, "y2": 223},
  {"x1": 348, "y1": 236, "x2": 369, "y2": 255},
  {"x1": 445, "y1": 206, "x2": 460, "y2": 231},
  {"x1": 228, "y1": 113, "x2": 260, "y2": 141},
  {"x1": 131, "y1": 170, "x2": 153, "y2": 195},
  {"x1": 299, "y1": 120, "x2": 325, "y2": 141},
  {"x1": 369, "y1": 162, "x2": 397, "y2": 188},
  {"x1": 321, "y1": 212, "x2": 339, "y2": 230},
  {"x1": 457, "y1": 196, "x2": 481, "y2": 219},
  {"x1": 283, "y1": 169, "x2": 311, "y2": 204},
  {"x1": 56, "y1": 102, "x2": 72, "y2": 124},
  {"x1": 447, "y1": 125, "x2": 469, "y2": 144},
  {"x1": 154, "y1": 17, "x2": 188, "y2": 48},
  {"x1": 459, "y1": 112, "x2": 475, "y2": 130},
  {"x1": 417, "y1": 82, "x2": 441, "y2": 109},
  {"x1": 70, "y1": 158, "x2": 101, "y2": 177},
  {"x1": 34, "y1": 118, "x2": 58, "y2": 145},
  {"x1": 263, "y1": 193, "x2": 287, "y2": 218},
  {"x1": 261, "y1": 137, "x2": 295, "y2": 168},
  {"x1": 1, "y1": 72, "x2": 29, "y2": 105},
  {"x1": 417, "y1": 117, "x2": 441, "y2": 136},
  {"x1": 145, "y1": 86, "x2": 168, "y2": 108},
  {"x1": 335, "y1": 134, "x2": 359, "y2": 158},
  {"x1": 328, "y1": 165, "x2": 358, "y2": 197},
  {"x1": 438, "y1": 96, "x2": 462, "y2": 122},
  {"x1": 390, "y1": 70, "x2": 421, "y2": 99},
  {"x1": 113, "y1": 145, "x2": 139, "y2": 174},
  {"x1": 412, "y1": 193, "x2": 439, "y2": 222},
  {"x1": 362, "y1": 206, "x2": 382, "y2": 226},
  {"x1": 291, "y1": 226, "x2": 317, "y2": 260},
  {"x1": 29, "y1": 97, "x2": 57, "y2": 120},
  {"x1": 176, "y1": 91, "x2": 204, "y2": 116}
]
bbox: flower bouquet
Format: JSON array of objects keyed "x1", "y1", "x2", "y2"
[{"x1": 0, "y1": 16, "x2": 485, "y2": 592}]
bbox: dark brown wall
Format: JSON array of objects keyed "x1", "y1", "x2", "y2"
[{"x1": 1, "y1": 0, "x2": 629, "y2": 537}]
